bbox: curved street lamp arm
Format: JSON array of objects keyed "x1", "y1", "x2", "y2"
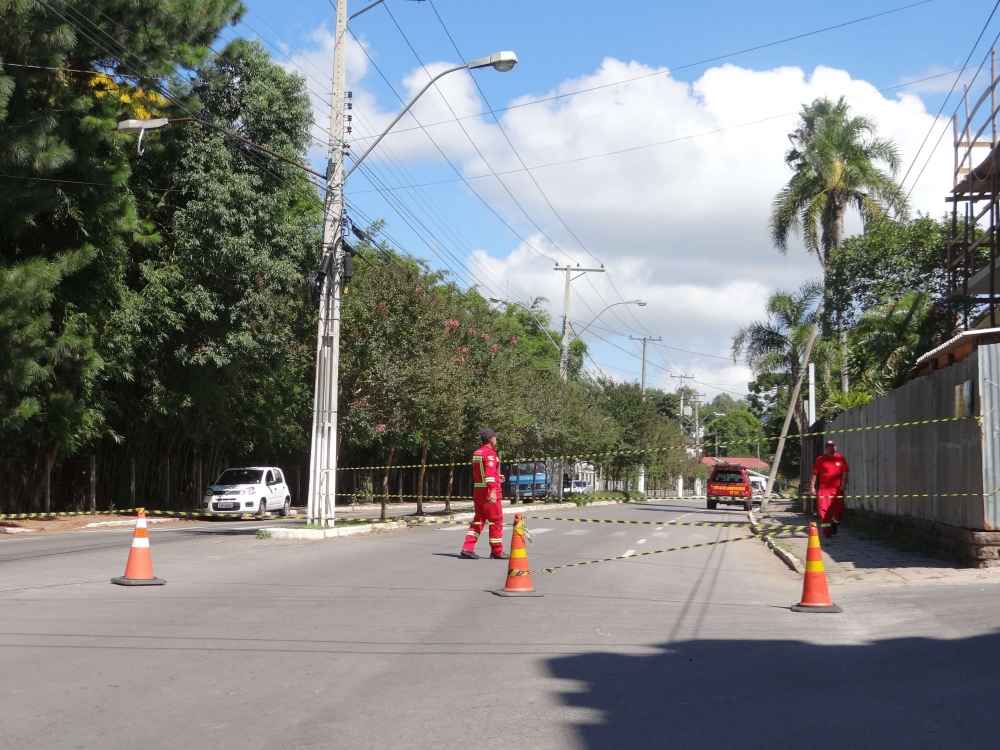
[
  {"x1": 573, "y1": 302, "x2": 632, "y2": 341},
  {"x1": 343, "y1": 63, "x2": 466, "y2": 181}
]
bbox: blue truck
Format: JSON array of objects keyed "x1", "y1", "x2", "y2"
[{"x1": 507, "y1": 460, "x2": 553, "y2": 500}]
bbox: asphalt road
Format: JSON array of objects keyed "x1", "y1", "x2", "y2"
[{"x1": 3, "y1": 499, "x2": 1000, "y2": 749}]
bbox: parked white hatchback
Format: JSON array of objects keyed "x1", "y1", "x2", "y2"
[{"x1": 203, "y1": 467, "x2": 291, "y2": 517}]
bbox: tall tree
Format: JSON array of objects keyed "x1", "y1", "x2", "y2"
[
  {"x1": 769, "y1": 96, "x2": 908, "y2": 392},
  {"x1": 0, "y1": 0, "x2": 242, "y2": 496},
  {"x1": 732, "y1": 282, "x2": 823, "y2": 435}
]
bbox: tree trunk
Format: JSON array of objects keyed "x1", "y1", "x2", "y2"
[
  {"x1": 838, "y1": 311, "x2": 849, "y2": 392},
  {"x1": 381, "y1": 444, "x2": 395, "y2": 522},
  {"x1": 416, "y1": 439, "x2": 428, "y2": 516},
  {"x1": 445, "y1": 461, "x2": 454, "y2": 513}
]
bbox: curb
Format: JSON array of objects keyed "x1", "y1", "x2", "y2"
[
  {"x1": 263, "y1": 521, "x2": 407, "y2": 540},
  {"x1": 262, "y1": 500, "x2": 639, "y2": 540},
  {"x1": 749, "y1": 508, "x2": 804, "y2": 574}
]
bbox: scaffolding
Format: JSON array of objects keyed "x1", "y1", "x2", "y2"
[{"x1": 948, "y1": 50, "x2": 1000, "y2": 329}]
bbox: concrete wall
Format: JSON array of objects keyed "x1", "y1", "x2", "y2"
[{"x1": 827, "y1": 347, "x2": 986, "y2": 530}]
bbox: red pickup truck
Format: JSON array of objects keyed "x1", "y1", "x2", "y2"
[{"x1": 706, "y1": 463, "x2": 753, "y2": 512}]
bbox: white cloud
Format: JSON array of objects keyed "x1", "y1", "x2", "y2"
[{"x1": 288, "y1": 33, "x2": 956, "y2": 398}]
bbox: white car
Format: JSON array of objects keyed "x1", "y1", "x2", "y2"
[
  {"x1": 203, "y1": 467, "x2": 291, "y2": 517},
  {"x1": 749, "y1": 476, "x2": 766, "y2": 503},
  {"x1": 567, "y1": 480, "x2": 593, "y2": 494}
]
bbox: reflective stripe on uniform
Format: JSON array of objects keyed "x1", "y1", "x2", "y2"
[
  {"x1": 473, "y1": 455, "x2": 487, "y2": 488},
  {"x1": 466, "y1": 530, "x2": 480, "y2": 539}
]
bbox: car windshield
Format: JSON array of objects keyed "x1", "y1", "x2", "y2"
[
  {"x1": 517, "y1": 463, "x2": 546, "y2": 473},
  {"x1": 216, "y1": 469, "x2": 263, "y2": 485},
  {"x1": 573, "y1": 481, "x2": 587, "y2": 487},
  {"x1": 711, "y1": 471, "x2": 745, "y2": 484}
]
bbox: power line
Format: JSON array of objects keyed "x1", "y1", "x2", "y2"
[{"x1": 349, "y1": 0, "x2": 935, "y2": 137}]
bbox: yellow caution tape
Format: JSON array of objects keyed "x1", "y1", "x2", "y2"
[{"x1": 533, "y1": 534, "x2": 756, "y2": 572}]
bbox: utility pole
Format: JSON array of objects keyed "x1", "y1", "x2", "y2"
[
  {"x1": 307, "y1": 0, "x2": 348, "y2": 527},
  {"x1": 554, "y1": 265, "x2": 605, "y2": 382},
  {"x1": 671, "y1": 373, "x2": 693, "y2": 437},
  {"x1": 631, "y1": 335, "x2": 661, "y2": 493},
  {"x1": 693, "y1": 392, "x2": 702, "y2": 454}
]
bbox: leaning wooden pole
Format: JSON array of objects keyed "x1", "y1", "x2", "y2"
[{"x1": 761, "y1": 304, "x2": 824, "y2": 515}]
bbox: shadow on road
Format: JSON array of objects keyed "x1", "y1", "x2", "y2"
[{"x1": 548, "y1": 632, "x2": 999, "y2": 749}]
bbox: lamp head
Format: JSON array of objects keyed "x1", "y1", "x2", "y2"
[
  {"x1": 634, "y1": 300, "x2": 648, "y2": 307},
  {"x1": 467, "y1": 51, "x2": 518, "y2": 72},
  {"x1": 117, "y1": 118, "x2": 169, "y2": 134}
]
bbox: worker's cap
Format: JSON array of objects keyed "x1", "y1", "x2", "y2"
[
  {"x1": 480, "y1": 428, "x2": 498, "y2": 443},
  {"x1": 825, "y1": 440, "x2": 836, "y2": 446}
]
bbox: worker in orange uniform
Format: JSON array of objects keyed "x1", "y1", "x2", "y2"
[
  {"x1": 460, "y1": 428, "x2": 508, "y2": 559},
  {"x1": 812, "y1": 439, "x2": 850, "y2": 538}
]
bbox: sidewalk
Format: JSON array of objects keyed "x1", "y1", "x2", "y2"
[{"x1": 755, "y1": 501, "x2": 1000, "y2": 586}]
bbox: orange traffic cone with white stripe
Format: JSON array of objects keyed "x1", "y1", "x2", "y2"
[
  {"x1": 493, "y1": 514, "x2": 542, "y2": 597},
  {"x1": 791, "y1": 522, "x2": 840, "y2": 613},
  {"x1": 111, "y1": 509, "x2": 166, "y2": 586}
]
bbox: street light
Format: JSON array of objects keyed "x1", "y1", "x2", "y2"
[
  {"x1": 344, "y1": 52, "x2": 517, "y2": 180},
  {"x1": 307, "y1": 37, "x2": 517, "y2": 526},
  {"x1": 117, "y1": 117, "x2": 325, "y2": 178},
  {"x1": 571, "y1": 300, "x2": 646, "y2": 342}
]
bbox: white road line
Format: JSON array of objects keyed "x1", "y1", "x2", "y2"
[
  {"x1": 529, "y1": 528, "x2": 553, "y2": 534},
  {"x1": 654, "y1": 526, "x2": 663, "y2": 530},
  {"x1": 623, "y1": 549, "x2": 636, "y2": 557},
  {"x1": 637, "y1": 539, "x2": 647, "y2": 544},
  {"x1": 438, "y1": 526, "x2": 469, "y2": 532},
  {"x1": 611, "y1": 531, "x2": 626, "y2": 537},
  {"x1": 564, "y1": 529, "x2": 589, "y2": 536},
  {"x1": 653, "y1": 532, "x2": 671, "y2": 538}
]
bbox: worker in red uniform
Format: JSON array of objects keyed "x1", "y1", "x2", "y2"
[
  {"x1": 460, "y1": 428, "x2": 508, "y2": 559},
  {"x1": 812, "y1": 439, "x2": 850, "y2": 538}
]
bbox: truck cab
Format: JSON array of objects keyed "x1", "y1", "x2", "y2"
[{"x1": 508, "y1": 461, "x2": 552, "y2": 500}]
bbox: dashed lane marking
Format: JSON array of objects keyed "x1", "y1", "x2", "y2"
[
  {"x1": 637, "y1": 539, "x2": 647, "y2": 544},
  {"x1": 530, "y1": 528, "x2": 553, "y2": 534},
  {"x1": 623, "y1": 550, "x2": 636, "y2": 557},
  {"x1": 611, "y1": 531, "x2": 626, "y2": 537},
  {"x1": 563, "y1": 529, "x2": 589, "y2": 536}
]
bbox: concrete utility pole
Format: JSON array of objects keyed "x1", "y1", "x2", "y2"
[
  {"x1": 554, "y1": 265, "x2": 605, "y2": 382},
  {"x1": 302, "y1": 3, "x2": 517, "y2": 526},
  {"x1": 307, "y1": 0, "x2": 349, "y2": 527},
  {"x1": 631, "y1": 335, "x2": 661, "y2": 493},
  {"x1": 671, "y1": 373, "x2": 693, "y2": 436},
  {"x1": 808, "y1": 361, "x2": 816, "y2": 426}
]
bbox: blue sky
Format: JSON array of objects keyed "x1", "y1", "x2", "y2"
[{"x1": 225, "y1": 0, "x2": 998, "y2": 397}]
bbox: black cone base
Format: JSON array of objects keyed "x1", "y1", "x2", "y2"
[{"x1": 111, "y1": 577, "x2": 166, "y2": 586}]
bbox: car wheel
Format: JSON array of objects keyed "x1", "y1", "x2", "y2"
[
  {"x1": 279, "y1": 496, "x2": 290, "y2": 518},
  {"x1": 707, "y1": 499, "x2": 717, "y2": 510},
  {"x1": 258, "y1": 498, "x2": 268, "y2": 518}
]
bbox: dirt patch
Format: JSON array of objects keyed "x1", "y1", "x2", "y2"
[{"x1": 0, "y1": 514, "x2": 198, "y2": 535}]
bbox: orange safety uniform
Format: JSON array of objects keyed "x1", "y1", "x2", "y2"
[
  {"x1": 462, "y1": 443, "x2": 504, "y2": 556},
  {"x1": 813, "y1": 452, "x2": 849, "y2": 533}
]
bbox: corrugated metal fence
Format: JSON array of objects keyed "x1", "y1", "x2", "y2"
[{"x1": 827, "y1": 345, "x2": 994, "y2": 530}]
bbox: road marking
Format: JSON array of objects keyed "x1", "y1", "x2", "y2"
[
  {"x1": 439, "y1": 526, "x2": 469, "y2": 532},
  {"x1": 611, "y1": 531, "x2": 626, "y2": 537},
  {"x1": 623, "y1": 549, "x2": 636, "y2": 557},
  {"x1": 564, "y1": 529, "x2": 589, "y2": 536},
  {"x1": 637, "y1": 539, "x2": 647, "y2": 544},
  {"x1": 530, "y1": 528, "x2": 553, "y2": 534},
  {"x1": 654, "y1": 526, "x2": 663, "y2": 530},
  {"x1": 653, "y1": 532, "x2": 671, "y2": 538}
]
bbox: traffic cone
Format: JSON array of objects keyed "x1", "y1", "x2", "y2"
[
  {"x1": 111, "y1": 509, "x2": 166, "y2": 586},
  {"x1": 791, "y1": 522, "x2": 840, "y2": 613},
  {"x1": 493, "y1": 514, "x2": 542, "y2": 597}
]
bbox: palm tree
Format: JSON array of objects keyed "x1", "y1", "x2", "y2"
[
  {"x1": 732, "y1": 282, "x2": 823, "y2": 434},
  {"x1": 770, "y1": 96, "x2": 909, "y2": 392}
]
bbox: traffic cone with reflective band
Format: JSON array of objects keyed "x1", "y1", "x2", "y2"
[
  {"x1": 111, "y1": 509, "x2": 166, "y2": 586},
  {"x1": 791, "y1": 522, "x2": 840, "y2": 613},
  {"x1": 493, "y1": 514, "x2": 542, "y2": 597}
]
